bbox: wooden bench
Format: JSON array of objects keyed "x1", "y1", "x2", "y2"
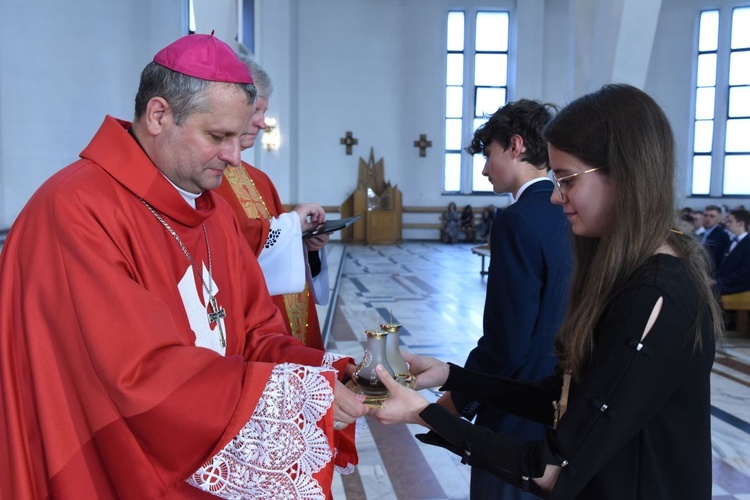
[
  {"x1": 471, "y1": 244, "x2": 491, "y2": 275},
  {"x1": 401, "y1": 206, "x2": 487, "y2": 241},
  {"x1": 721, "y1": 291, "x2": 750, "y2": 333},
  {"x1": 280, "y1": 204, "x2": 493, "y2": 242}
]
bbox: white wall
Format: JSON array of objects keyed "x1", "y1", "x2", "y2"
[
  {"x1": 255, "y1": 0, "x2": 537, "y2": 224},
  {"x1": 0, "y1": 0, "x2": 185, "y2": 227}
]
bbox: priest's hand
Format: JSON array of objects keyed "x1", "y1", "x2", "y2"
[
  {"x1": 304, "y1": 232, "x2": 329, "y2": 252},
  {"x1": 333, "y1": 379, "x2": 368, "y2": 429},
  {"x1": 293, "y1": 203, "x2": 326, "y2": 232},
  {"x1": 401, "y1": 351, "x2": 449, "y2": 390},
  {"x1": 367, "y1": 364, "x2": 430, "y2": 426},
  {"x1": 342, "y1": 362, "x2": 357, "y2": 383}
]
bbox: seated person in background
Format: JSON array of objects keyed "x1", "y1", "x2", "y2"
[
  {"x1": 692, "y1": 209, "x2": 706, "y2": 239},
  {"x1": 216, "y1": 58, "x2": 329, "y2": 350},
  {"x1": 702, "y1": 204, "x2": 731, "y2": 270},
  {"x1": 677, "y1": 211, "x2": 694, "y2": 235},
  {"x1": 442, "y1": 201, "x2": 460, "y2": 243},
  {"x1": 723, "y1": 205, "x2": 732, "y2": 222},
  {"x1": 716, "y1": 209, "x2": 750, "y2": 295},
  {"x1": 460, "y1": 204, "x2": 475, "y2": 242},
  {"x1": 477, "y1": 204, "x2": 497, "y2": 243}
]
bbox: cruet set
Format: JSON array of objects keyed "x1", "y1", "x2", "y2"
[{"x1": 349, "y1": 313, "x2": 415, "y2": 406}]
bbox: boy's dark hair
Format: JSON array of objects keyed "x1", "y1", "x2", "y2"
[
  {"x1": 465, "y1": 99, "x2": 557, "y2": 170},
  {"x1": 731, "y1": 209, "x2": 750, "y2": 228}
]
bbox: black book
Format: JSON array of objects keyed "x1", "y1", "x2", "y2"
[{"x1": 303, "y1": 215, "x2": 362, "y2": 238}]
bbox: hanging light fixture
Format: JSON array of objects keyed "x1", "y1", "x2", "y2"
[{"x1": 262, "y1": 117, "x2": 281, "y2": 151}]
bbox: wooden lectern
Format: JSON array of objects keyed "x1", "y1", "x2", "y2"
[{"x1": 341, "y1": 148, "x2": 402, "y2": 244}]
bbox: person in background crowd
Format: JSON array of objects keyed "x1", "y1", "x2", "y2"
[
  {"x1": 692, "y1": 209, "x2": 706, "y2": 239},
  {"x1": 460, "y1": 204, "x2": 476, "y2": 242},
  {"x1": 477, "y1": 204, "x2": 497, "y2": 243},
  {"x1": 442, "y1": 201, "x2": 460, "y2": 243},
  {"x1": 716, "y1": 209, "x2": 750, "y2": 295},
  {"x1": 703, "y1": 204, "x2": 731, "y2": 269},
  {"x1": 677, "y1": 211, "x2": 694, "y2": 235}
]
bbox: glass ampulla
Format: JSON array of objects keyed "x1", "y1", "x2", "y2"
[
  {"x1": 352, "y1": 330, "x2": 396, "y2": 396},
  {"x1": 379, "y1": 322, "x2": 411, "y2": 382}
]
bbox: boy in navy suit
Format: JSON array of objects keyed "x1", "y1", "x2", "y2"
[
  {"x1": 703, "y1": 205, "x2": 731, "y2": 269},
  {"x1": 716, "y1": 209, "x2": 750, "y2": 295},
  {"x1": 439, "y1": 100, "x2": 573, "y2": 499}
]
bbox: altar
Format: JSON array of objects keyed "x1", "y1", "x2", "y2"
[{"x1": 340, "y1": 148, "x2": 402, "y2": 244}]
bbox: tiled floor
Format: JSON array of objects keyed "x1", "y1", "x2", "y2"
[{"x1": 321, "y1": 242, "x2": 750, "y2": 499}]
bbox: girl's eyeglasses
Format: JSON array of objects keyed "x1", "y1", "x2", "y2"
[{"x1": 551, "y1": 167, "x2": 603, "y2": 199}]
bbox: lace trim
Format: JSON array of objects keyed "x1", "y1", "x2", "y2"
[
  {"x1": 325, "y1": 352, "x2": 357, "y2": 475},
  {"x1": 188, "y1": 363, "x2": 335, "y2": 499},
  {"x1": 334, "y1": 461, "x2": 356, "y2": 476},
  {"x1": 334, "y1": 417, "x2": 366, "y2": 475},
  {"x1": 321, "y1": 351, "x2": 347, "y2": 370}
]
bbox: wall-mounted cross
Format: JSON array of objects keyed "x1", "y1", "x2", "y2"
[
  {"x1": 413, "y1": 134, "x2": 432, "y2": 157},
  {"x1": 339, "y1": 131, "x2": 358, "y2": 155}
]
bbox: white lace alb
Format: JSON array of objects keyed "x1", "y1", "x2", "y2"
[
  {"x1": 188, "y1": 363, "x2": 335, "y2": 499},
  {"x1": 321, "y1": 351, "x2": 347, "y2": 370}
]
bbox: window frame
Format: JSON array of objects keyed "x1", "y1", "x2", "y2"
[
  {"x1": 689, "y1": 4, "x2": 750, "y2": 197},
  {"x1": 443, "y1": 8, "x2": 512, "y2": 195}
]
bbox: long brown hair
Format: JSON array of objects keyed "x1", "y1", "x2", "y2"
[{"x1": 544, "y1": 84, "x2": 723, "y2": 378}]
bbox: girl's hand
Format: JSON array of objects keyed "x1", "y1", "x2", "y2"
[
  {"x1": 367, "y1": 364, "x2": 430, "y2": 427},
  {"x1": 401, "y1": 351, "x2": 450, "y2": 390}
]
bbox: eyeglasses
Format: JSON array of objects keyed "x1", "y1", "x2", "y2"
[{"x1": 551, "y1": 167, "x2": 603, "y2": 200}]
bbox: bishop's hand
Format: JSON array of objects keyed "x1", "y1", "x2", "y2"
[{"x1": 332, "y1": 379, "x2": 368, "y2": 429}]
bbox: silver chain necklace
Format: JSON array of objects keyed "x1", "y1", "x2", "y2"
[{"x1": 139, "y1": 198, "x2": 226, "y2": 348}]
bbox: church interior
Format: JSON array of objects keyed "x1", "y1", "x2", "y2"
[{"x1": 1, "y1": 0, "x2": 749, "y2": 497}]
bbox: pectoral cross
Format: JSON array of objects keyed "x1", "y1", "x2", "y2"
[{"x1": 207, "y1": 295, "x2": 227, "y2": 348}]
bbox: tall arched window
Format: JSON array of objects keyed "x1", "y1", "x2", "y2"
[
  {"x1": 444, "y1": 10, "x2": 510, "y2": 194},
  {"x1": 691, "y1": 6, "x2": 750, "y2": 196}
]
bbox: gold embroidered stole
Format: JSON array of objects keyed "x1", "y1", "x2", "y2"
[
  {"x1": 224, "y1": 166, "x2": 272, "y2": 219},
  {"x1": 224, "y1": 166, "x2": 310, "y2": 343},
  {"x1": 283, "y1": 288, "x2": 311, "y2": 345}
]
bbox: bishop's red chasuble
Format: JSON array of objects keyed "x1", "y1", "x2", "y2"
[
  {"x1": 0, "y1": 116, "x2": 351, "y2": 499},
  {"x1": 216, "y1": 163, "x2": 325, "y2": 350}
]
